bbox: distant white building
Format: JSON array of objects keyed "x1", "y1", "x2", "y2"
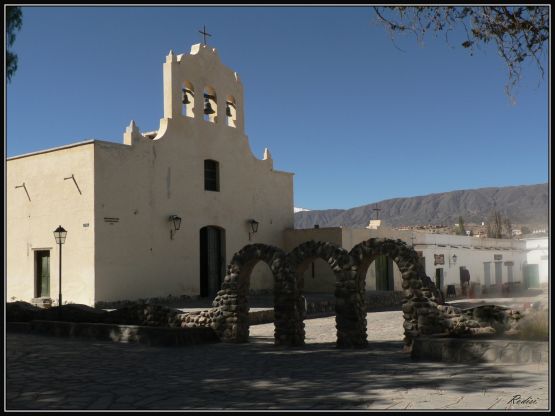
[
  {"x1": 521, "y1": 236, "x2": 549, "y2": 286},
  {"x1": 285, "y1": 223, "x2": 531, "y2": 296}
]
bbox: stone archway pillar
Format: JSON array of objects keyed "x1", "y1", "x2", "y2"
[
  {"x1": 212, "y1": 269, "x2": 250, "y2": 343},
  {"x1": 335, "y1": 269, "x2": 368, "y2": 348},
  {"x1": 274, "y1": 265, "x2": 305, "y2": 346}
]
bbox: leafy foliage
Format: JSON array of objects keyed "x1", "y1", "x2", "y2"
[
  {"x1": 373, "y1": 6, "x2": 549, "y2": 102},
  {"x1": 7, "y1": 6, "x2": 23, "y2": 82}
]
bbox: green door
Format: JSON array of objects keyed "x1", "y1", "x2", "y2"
[
  {"x1": 435, "y1": 268, "x2": 443, "y2": 290},
  {"x1": 35, "y1": 250, "x2": 50, "y2": 297},
  {"x1": 523, "y1": 264, "x2": 540, "y2": 289},
  {"x1": 375, "y1": 255, "x2": 393, "y2": 291}
]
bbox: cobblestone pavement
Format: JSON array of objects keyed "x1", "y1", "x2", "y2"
[{"x1": 6, "y1": 311, "x2": 549, "y2": 411}]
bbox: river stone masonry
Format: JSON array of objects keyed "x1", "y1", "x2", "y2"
[
  {"x1": 287, "y1": 241, "x2": 362, "y2": 347},
  {"x1": 202, "y1": 238, "x2": 446, "y2": 348},
  {"x1": 435, "y1": 304, "x2": 523, "y2": 337},
  {"x1": 349, "y1": 238, "x2": 444, "y2": 347},
  {"x1": 210, "y1": 244, "x2": 304, "y2": 346},
  {"x1": 131, "y1": 238, "x2": 446, "y2": 348}
]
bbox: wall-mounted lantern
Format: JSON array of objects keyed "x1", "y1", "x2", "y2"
[
  {"x1": 169, "y1": 215, "x2": 182, "y2": 240},
  {"x1": 449, "y1": 253, "x2": 457, "y2": 267},
  {"x1": 248, "y1": 219, "x2": 259, "y2": 241}
]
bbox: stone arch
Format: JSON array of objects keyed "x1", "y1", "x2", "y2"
[
  {"x1": 211, "y1": 243, "x2": 303, "y2": 346},
  {"x1": 349, "y1": 238, "x2": 443, "y2": 348},
  {"x1": 287, "y1": 240, "x2": 360, "y2": 347}
]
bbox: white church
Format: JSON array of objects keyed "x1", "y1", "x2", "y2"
[
  {"x1": 7, "y1": 43, "x2": 539, "y2": 307},
  {"x1": 7, "y1": 43, "x2": 294, "y2": 306}
]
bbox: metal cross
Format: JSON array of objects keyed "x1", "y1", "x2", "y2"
[
  {"x1": 372, "y1": 204, "x2": 382, "y2": 220},
  {"x1": 198, "y1": 25, "x2": 212, "y2": 45}
]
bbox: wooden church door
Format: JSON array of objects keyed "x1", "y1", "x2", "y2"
[{"x1": 200, "y1": 226, "x2": 226, "y2": 297}]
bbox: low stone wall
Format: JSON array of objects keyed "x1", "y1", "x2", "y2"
[
  {"x1": 7, "y1": 320, "x2": 219, "y2": 347},
  {"x1": 435, "y1": 304, "x2": 522, "y2": 337},
  {"x1": 248, "y1": 310, "x2": 275, "y2": 325},
  {"x1": 412, "y1": 336, "x2": 548, "y2": 364},
  {"x1": 365, "y1": 291, "x2": 405, "y2": 310},
  {"x1": 178, "y1": 308, "x2": 221, "y2": 329}
]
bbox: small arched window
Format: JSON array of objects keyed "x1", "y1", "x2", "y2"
[
  {"x1": 203, "y1": 86, "x2": 217, "y2": 123},
  {"x1": 204, "y1": 159, "x2": 220, "y2": 191},
  {"x1": 181, "y1": 81, "x2": 195, "y2": 118},
  {"x1": 226, "y1": 95, "x2": 237, "y2": 128}
]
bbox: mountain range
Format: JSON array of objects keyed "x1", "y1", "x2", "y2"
[{"x1": 294, "y1": 183, "x2": 549, "y2": 229}]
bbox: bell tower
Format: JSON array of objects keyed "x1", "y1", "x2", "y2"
[{"x1": 163, "y1": 44, "x2": 244, "y2": 132}]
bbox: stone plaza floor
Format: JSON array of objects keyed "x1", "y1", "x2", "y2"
[{"x1": 5, "y1": 308, "x2": 550, "y2": 411}]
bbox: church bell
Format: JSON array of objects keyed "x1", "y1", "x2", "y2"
[
  {"x1": 204, "y1": 95, "x2": 215, "y2": 115},
  {"x1": 182, "y1": 88, "x2": 191, "y2": 105},
  {"x1": 226, "y1": 101, "x2": 235, "y2": 117}
]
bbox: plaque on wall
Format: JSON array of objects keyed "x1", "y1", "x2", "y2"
[
  {"x1": 494, "y1": 254, "x2": 502, "y2": 261},
  {"x1": 434, "y1": 254, "x2": 445, "y2": 265}
]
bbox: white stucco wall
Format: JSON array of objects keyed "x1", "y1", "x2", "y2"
[
  {"x1": 7, "y1": 143, "x2": 96, "y2": 305},
  {"x1": 7, "y1": 44, "x2": 293, "y2": 306},
  {"x1": 414, "y1": 233, "x2": 527, "y2": 294},
  {"x1": 92, "y1": 45, "x2": 293, "y2": 303},
  {"x1": 524, "y1": 237, "x2": 549, "y2": 283}
]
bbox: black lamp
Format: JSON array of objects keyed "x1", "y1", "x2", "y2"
[
  {"x1": 248, "y1": 219, "x2": 259, "y2": 240},
  {"x1": 449, "y1": 253, "x2": 457, "y2": 267},
  {"x1": 169, "y1": 215, "x2": 182, "y2": 239},
  {"x1": 53, "y1": 225, "x2": 67, "y2": 313}
]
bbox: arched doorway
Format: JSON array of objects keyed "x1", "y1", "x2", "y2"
[{"x1": 199, "y1": 226, "x2": 226, "y2": 297}]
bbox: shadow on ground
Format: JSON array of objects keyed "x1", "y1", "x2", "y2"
[{"x1": 6, "y1": 332, "x2": 547, "y2": 410}]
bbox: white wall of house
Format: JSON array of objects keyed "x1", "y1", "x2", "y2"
[
  {"x1": 7, "y1": 142, "x2": 96, "y2": 306},
  {"x1": 415, "y1": 233, "x2": 527, "y2": 293},
  {"x1": 284, "y1": 227, "x2": 528, "y2": 296},
  {"x1": 523, "y1": 237, "x2": 549, "y2": 284}
]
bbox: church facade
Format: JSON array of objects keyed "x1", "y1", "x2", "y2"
[{"x1": 7, "y1": 44, "x2": 293, "y2": 306}]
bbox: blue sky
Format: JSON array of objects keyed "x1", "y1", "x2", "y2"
[{"x1": 6, "y1": 6, "x2": 549, "y2": 210}]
